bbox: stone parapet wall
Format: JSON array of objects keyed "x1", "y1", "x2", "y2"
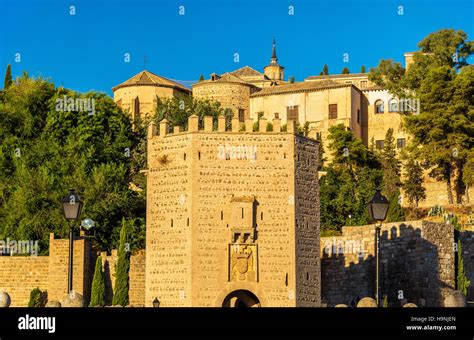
[
  {"x1": 320, "y1": 221, "x2": 456, "y2": 307},
  {"x1": 0, "y1": 233, "x2": 146, "y2": 307},
  {"x1": 0, "y1": 233, "x2": 91, "y2": 306},
  {"x1": 0, "y1": 256, "x2": 49, "y2": 306}
]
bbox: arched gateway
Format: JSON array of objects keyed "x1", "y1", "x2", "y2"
[{"x1": 222, "y1": 290, "x2": 260, "y2": 308}]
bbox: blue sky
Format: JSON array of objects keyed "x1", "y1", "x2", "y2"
[{"x1": 1, "y1": 0, "x2": 473, "y2": 96}]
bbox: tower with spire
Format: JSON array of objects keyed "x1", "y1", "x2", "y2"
[{"x1": 264, "y1": 39, "x2": 285, "y2": 82}]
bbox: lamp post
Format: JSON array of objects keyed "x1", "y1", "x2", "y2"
[
  {"x1": 368, "y1": 189, "x2": 389, "y2": 307},
  {"x1": 61, "y1": 189, "x2": 84, "y2": 294},
  {"x1": 152, "y1": 297, "x2": 160, "y2": 308}
]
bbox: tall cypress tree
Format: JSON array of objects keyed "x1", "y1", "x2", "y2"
[
  {"x1": 386, "y1": 189, "x2": 405, "y2": 222},
  {"x1": 4, "y1": 64, "x2": 12, "y2": 89},
  {"x1": 199, "y1": 74, "x2": 204, "y2": 81},
  {"x1": 380, "y1": 128, "x2": 401, "y2": 198},
  {"x1": 457, "y1": 239, "x2": 470, "y2": 295},
  {"x1": 341, "y1": 67, "x2": 350, "y2": 74},
  {"x1": 322, "y1": 64, "x2": 329, "y2": 75},
  {"x1": 361, "y1": 65, "x2": 366, "y2": 73},
  {"x1": 89, "y1": 256, "x2": 106, "y2": 307},
  {"x1": 112, "y1": 219, "x2": 130, "y2": 306},
  {"x1": 403, "y1": 157, "x2": 426, "y2": 207}
]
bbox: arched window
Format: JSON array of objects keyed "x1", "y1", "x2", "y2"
[
  {"x1": 375, "y1": 100, "x2": 384, "y2": 114},
  {"x1": 388, "y1": 98, "x2": 399, "y2": 112}
]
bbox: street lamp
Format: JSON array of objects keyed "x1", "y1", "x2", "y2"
[
  {"x1": 368, "y1": 189, "x2": 389, "y2": 307},
  {"x1": 152, "y1": 297, "x2": 160, "y2": 308},
  {"x1": 61, "y1": 189, "x2": 84, "y2": 294}
]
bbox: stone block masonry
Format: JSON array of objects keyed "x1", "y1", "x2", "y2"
[
  {"x1": 0, "y1": 233, "x2": 92, "y2": 306},
  {"x1": 0, "y1": 233, "x2": 146, "y2": 307},
  {"x1": 146, "y1": 115, "x2": 321, "y2": 307},
  {"x1": 320, "y1": 221, "x2": 457, "y2": 307}
]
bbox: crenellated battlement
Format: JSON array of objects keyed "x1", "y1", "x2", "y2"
[{"x1": 147, "y1": 114, "x2": 296, "y2": 139}]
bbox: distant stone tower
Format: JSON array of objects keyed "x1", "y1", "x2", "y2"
[
  {"x1": 263, "y1": 39, "x2": 285, "y2": 82},
  {"x1": 192, "y1": 73, "x2": 259, "y2": 122},
  {"x1": 145, "y1": 115, "x2": 321, "y2": 307}
]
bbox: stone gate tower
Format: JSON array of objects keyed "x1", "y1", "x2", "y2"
[{"x1": 145, "y1": 115, "x2": 321, "y2": 307}]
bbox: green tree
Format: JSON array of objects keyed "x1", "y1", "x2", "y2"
[
  {"x1": 155, "y1": 94, "x2": 233, "y2": 131},
  {"x1": 28, "y1": 287, "x2": 45, "y2": 307},
  {"x1": 89, "y1": 256, "x2": 106, "y2": 307},
  {"x1": 360, "y1": 65, "x2": 366, "y2": 73},
  {"x1": 403, "y1": 157, "x2": 426, "y2": 207},
  {"x1": 341, "y1": 67, "x2": 350, "y2": 74},
  {"x1": 0, "y1": 73, "x2": 145, "y2": 253},
  {"x1": 4, "y1": 64, "x2": 12, "y2": 89},
  {"x1": 320, "y1": 124, "x2": 382, "y2": 232},
  {"x1": 369, "y1": 30, "x2": 474, "y2": 204},
  {"x1": 380, "y1": 129, "x2": 401, "y2": 198},
  {"x1": 462, "y1": 150, "x2": 474, "y2": 203},
  {"x1": 457, "y1": 239, "x2": 471, "y2": 295},
  {"x1": 199, "y1": 74, "x2": 204, "y2": 82},
  {"x1": 322, "y1": 64, "x2": 329, "y2": 75},
  {"x1": 289, "y1": 76, "x2": 295, "y2": 83},
  {"x1": 316, "y1": 134, "x2": 325, "y2": 170},
  {"x1": 112, "y1": 219, "x2": 131, "y2": 306},
  {"x1": 383, "y1": 294, "x2": 388, "y2": 307},
  {"x1": 386, "y1": 189, "x2": 405, "y2": 222}
]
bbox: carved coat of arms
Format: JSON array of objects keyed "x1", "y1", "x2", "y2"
[{"x1": 229, "y1": 243, "x2": 258, "y2": 282}]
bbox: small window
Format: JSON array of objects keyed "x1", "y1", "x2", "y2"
[
  {"x1": 238, "y1": 109, "x2": 245, "y2": 122},
  {"x1": 389, "y1": 99, "x2": 399, "y2": 112},
  {"x1": 184, "y1": 153, "x2": 186, "y2": 160},
  {"x1": 328, "y1": 104, "x2": 337, "y2": 119},
  {"x1": 287, "y1": 105, "x2": 299, "y2": 120},
  {"x1": 375, "y1": 140, "x2": 384, "y2": 150},
  {"x1": 261, "y1": 212, "x2": 263, "y2": 220},
  {"x1": 397, "y1": 138, "x2": 406, "y2": 149},
  {"x1": 241, "y1": 208, "x2": 244, "y2": 219},
  {"x1": 171, "y1": 219, "x2": 173, "y2": 227},
  {"x1": 274, "y1": 113, "x2": 279, "y2": 119},
  {"x1": 357, "y1": 109, "x2": 360, "y2": 124},
  {"x1": 375, "y1": 100, "x2": 384, "y2": 114},
  {"x1": 198, "y1": 151, "x2": 201, "y2": 160},
  {"x1": 187, "y1": 218, "x2": 189, "y2": 226},
  {"x1": 221, "y1": 211, "x2": 223, "y2": 220}
]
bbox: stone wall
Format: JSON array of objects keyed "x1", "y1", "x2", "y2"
[
  {"x1": 193, "y1": 81, "x2": 257, "y2": 119},
  {"x1": 0, "y1": 233, "x2": 91, "y2": 307},
  {"x1": 47, "y1": 233, "x2": 93, "y2": 305},
  {"x1": 0, "y1": 233, "x2": 145, "y2": 307},
  {"x1": 320, "y1": 221, "x2": 455, "y2": 307},
  {"x1": 0, "y1": 256, "x2": 49, "y2": 306}
]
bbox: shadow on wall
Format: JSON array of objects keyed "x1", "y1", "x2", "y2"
[{"x1": 321, "y1": 222, "x2": 454, "y2": 307}]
